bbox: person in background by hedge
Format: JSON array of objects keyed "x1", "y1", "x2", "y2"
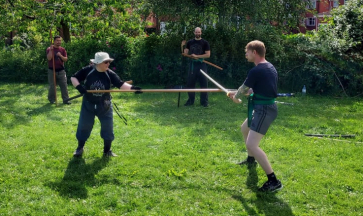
[
  {"x1": 70, "y1": 52, "x2": 142, "y2": 157},
  {"x1": 46, "y1": 35, "x2": 71, "y2": 104},
  {"x1": 227, "y1": 40, "x2": 282, "y2": 192},
  {"x1": 181, "y1": 27, "x2": 210, "y2": 107}
]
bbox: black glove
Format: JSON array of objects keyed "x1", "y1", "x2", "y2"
[
  {"x1": 131, "y1": 85, "x2": 143, "y2": 94},
  {"x1": 76, "y1": 85, "x2": 87, "y2": 95}
]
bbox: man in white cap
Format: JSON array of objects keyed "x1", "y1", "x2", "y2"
[{"x1": 70, "y1": 52, "x2": 142, "y2": 157}]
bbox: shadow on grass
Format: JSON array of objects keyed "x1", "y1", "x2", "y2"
[
  {"x1": 0, "y1": 83, "x2": 77, "y2": 128},
  {"x1": 232, "y1": 165, "x2": 294, "y2": 216},
  {"x1": 47, "y1": 156, "x2": 115, "y2": 199},
  {"x1": 26, "y1": 103, "x2": 54, "y2": 116},
  {"x1": 128, "y1": 93, "x2": 237, "y2": 126},
  {"x1": 1, "y1": 102, "x2": 63, "y2": 128}
]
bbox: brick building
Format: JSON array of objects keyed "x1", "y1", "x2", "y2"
[{"x1": 301, "y1": 0, "x2": 350, "y2": 33}]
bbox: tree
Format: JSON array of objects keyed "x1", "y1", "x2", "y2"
[
  {"x1": 142, "y1": 0, "x2": 309, "y2": 33},
  {"x1": 318, "y1": 0, "x2": 363, "y2": 59},
  {"x1": 0, "y1": 0, "x2": 145, "y2": 44}
]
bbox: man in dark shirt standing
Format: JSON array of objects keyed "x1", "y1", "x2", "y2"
[
  {"x1": 228, "y1": 40, "x2": 282, "y2": 192},
  {"x1": 181, "y1": 27, "x2": 210, "y2": 107},
  {"x1": 46, "y1": 35, "x2": 70, "y2": 104}
]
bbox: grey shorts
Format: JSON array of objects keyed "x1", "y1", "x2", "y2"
[{"x1": 250, "y1": 104, "x2": 278, "y2": 135}]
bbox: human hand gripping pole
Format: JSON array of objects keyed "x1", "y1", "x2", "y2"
[
  {"x1": 130, "y1": 85, "x2": 143, "y2": 94},
  {"x1": 199, "y1": 69, "x2": 241, "y2": 103},
  {"x1": 76, "y1": 85, "x2": 87, "y2": 94},
  {"x1": 182, "y1": 53, "x2": 223, "y2": 70},
  {"x1": 63, "y1": 85, "x2": 86, "y2": 102}
]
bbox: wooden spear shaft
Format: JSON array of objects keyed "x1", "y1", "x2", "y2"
[
  {"x1": 50, "y1": 29, "x2": 57, "y2": 105},
  {"x1": 305, "y1": 134, "x2": 355, "y2": 138},
  {"x1": 87, "y1": 89, "x2": 226, "y2": 93},
  {"x1": 182, "y1": 53, "x2": 223, "y2": 70},
  {"x1": 199, "y1": 69, "x2": 241, "y2": 103}
]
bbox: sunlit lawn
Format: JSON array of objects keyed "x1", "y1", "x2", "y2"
[{"x1": 0, "y1": 83, "x2": 362, "y2": 215}]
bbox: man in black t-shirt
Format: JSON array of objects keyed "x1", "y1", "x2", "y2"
[
  {"x1": 181, "y1": 27, "x2": 210, "y2": 107},
  {"x1": 70, "y1": 52, "x2": 142, "y2": 157},
  {"x1": 227, "y1": 40, "x2": 282, "y2": 192}
]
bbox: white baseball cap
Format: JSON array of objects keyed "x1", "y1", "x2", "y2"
[{"x1": 90, "y1": 52, "x2": 114, "y2": 64}]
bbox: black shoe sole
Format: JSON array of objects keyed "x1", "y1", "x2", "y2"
[
  {"x1": 258, "y1": 183, "x2": 283, "y2": 192},
  {"x1": 259, "y1": 185, "x2": 283, "y2": 192},
  {"x1": 73, "y1": 149, "x2": 84, "y2": 157},
  {"x1": 236, "y1": 161, "x2": 257, "y2": 166}
]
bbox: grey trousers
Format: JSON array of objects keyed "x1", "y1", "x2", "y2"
[{"x1": 47, "y1": 69, "x2": 69, "y2": 102}]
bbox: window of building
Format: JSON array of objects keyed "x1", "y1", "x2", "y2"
[
  {"x1": 160, "y1": 22, "x2": 166, "y2": 35},
  {"x1": 333, "y1": 0, "x2": 339, "y2": 7},
  {"x1": 307, "y1": 0, "x2": 317, "y2": 9},
  {"x1": 306, "y1": 17, "x2": 316, "y2": 26}
]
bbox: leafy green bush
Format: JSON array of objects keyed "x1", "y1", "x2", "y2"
[
  {"x1": 0, "y1": 45, "x2": 47, "y2": 83},
  {"x1": 126, "y1": 33, "x2": 186, "y2": 86},
  {"x1": 276, "y1": 0, "x2": 363, "y2": 97},
  {"x1": 1, "y1": 12, "x2": 362, "y2": 96},
  {"x1": 64, "y1": 34, "x2": 130, "y2": 77}
]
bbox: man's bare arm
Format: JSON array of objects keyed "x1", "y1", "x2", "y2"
[
  {"x1": 234, "y1": 84, "x2": 250, "y2": 99},
  {"x1": 181, "y1": 40, "x2": 186, "y2": 53},
  {"x1": 184, "y1": 48, "x2": 189, "y2": 55},
  {"x1": 57, "y1": 53, "x2": 68, "y2": 62},
  {"x1": 191, "y1": 50, "x2": 210, "y2": 59},
  {"x1": 47, "y1": 48, "x2": 53, "y2": 61}
]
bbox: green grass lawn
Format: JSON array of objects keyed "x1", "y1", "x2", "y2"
[{"x1": 0, "y1": 83, "x2": 362, "y2": 215}]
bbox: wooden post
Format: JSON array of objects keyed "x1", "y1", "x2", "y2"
[{"x1": 50, "y1": 29, "x2": 57, "y2": 105}]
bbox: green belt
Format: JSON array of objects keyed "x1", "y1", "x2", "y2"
[
  {"x1": 247, "y1": 93, "x2": 276, "y2": 127},
  {"x1": 191, "y1": 58, "x2": 204, "y2": 72}
]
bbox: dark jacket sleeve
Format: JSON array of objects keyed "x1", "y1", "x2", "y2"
[
  {"x1": 71, "y1": 65, "x2": 92, "y2": 83},
  {"x1": 107, "y1": 70, "x2": 124, "y2": 88}
]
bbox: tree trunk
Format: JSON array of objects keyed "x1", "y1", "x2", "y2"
[
  {"x1": 60, "y1": 19, "x2": 71, "y2": 43},
  {"x1": 5, "y1": 31, "x2": 14, "y2": 46}
]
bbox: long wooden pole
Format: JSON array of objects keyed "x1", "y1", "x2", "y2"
[
  {"x1": 86, "y1": 88, "x2": 227, "y2": 93},
  {"x1": 182, "y1": 53, "x2": 223, "y2": 70},
  {"x1": 64, "y1": 80, "x2": 136, "y2": 103},
  {"x1": 199, "y1": 69, "x2": 241, "y2": 103},
  {"x1": 199, "y1": 70, "x2": 228, "y2": 93},
  {"x1": 50, "y1": 29, "x2": 57, "y2": 105},
  {"x1": 305, "y1": 134, "x2": 355, "y2": 138}
]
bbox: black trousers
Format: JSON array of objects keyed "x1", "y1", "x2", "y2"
[
  {"x1": 186, "y1": 62, "x2": 208, "y2": 105},
  {"x1": 76, "y1": 99, "x2": 114, "y2": 142}
]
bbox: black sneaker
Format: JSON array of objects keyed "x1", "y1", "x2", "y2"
[
  {"x1": 236, "y1": 158, "x2": 257, "y2": 166},
  {"x1": 184, "y1": 101, "x2": 194, "y2": 106},
  {"x1": 63, "y1": 101, "x2": 71, "y2": 105},
  {"x1": 258, "y1": 180, "x2": 283, "y2": 192},
  {"x1": 201, "y1": 103, "x2": 208, "y2": 107},
  {"x1": 73, "y1": 148, "x2": 84, "y2": 157},
  {"x1": 49, "y1": 101, "x2": 55, "y2": 104},
  {"x1": 103, "y1": 150, "x2": 117, "y2": 157}
]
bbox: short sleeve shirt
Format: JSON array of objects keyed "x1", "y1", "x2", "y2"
[
  {"x1": 46, "y1": 46, "x2": 67, "y2": 70},
  {"x1": 186, "y1": 39, "x2": 210, "y2": 55},
  {"x1": 244, "y1": 62, "x2": 278, "y2": 98},
  {"x1": 72, "y1": 65, "x2": 124, "y2": 103}
]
